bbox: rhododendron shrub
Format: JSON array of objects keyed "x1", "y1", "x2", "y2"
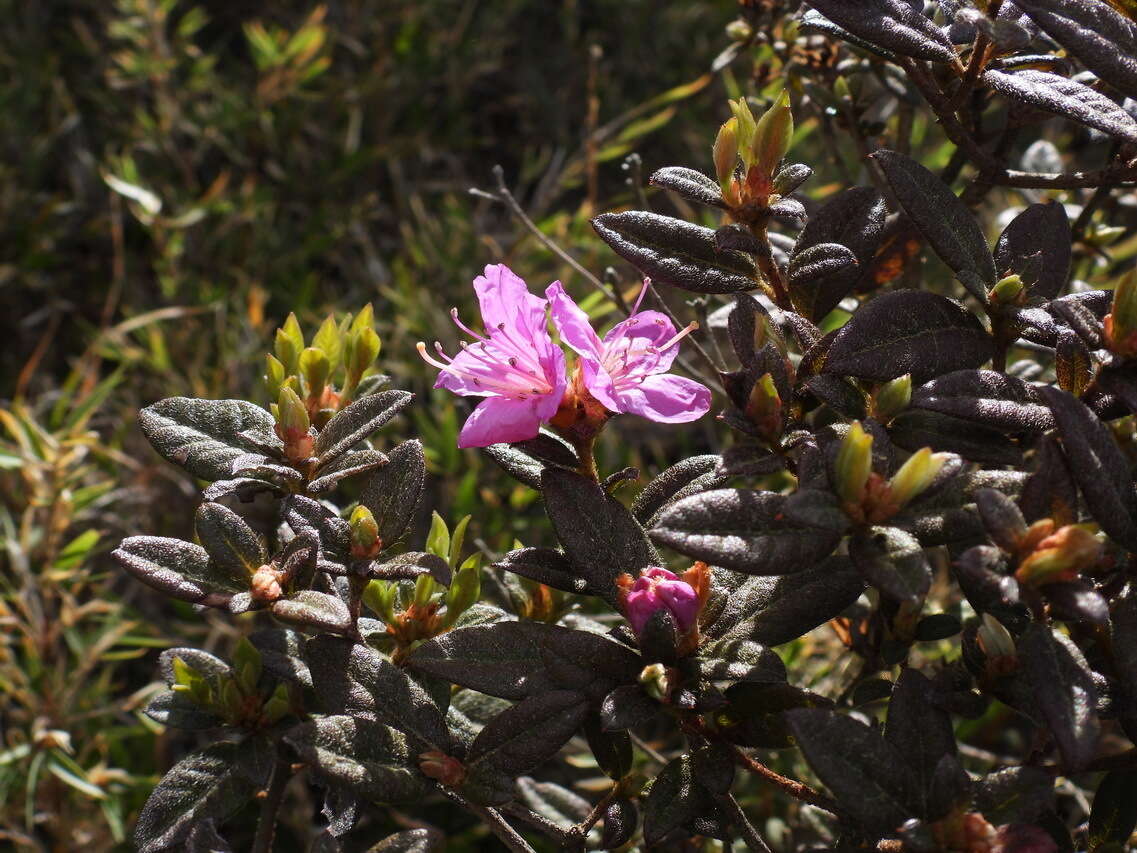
[{"x1": 117, "y1": 2, "x2": 1137, "y2": 850}]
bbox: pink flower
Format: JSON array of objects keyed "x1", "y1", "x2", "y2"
[
  {"x1": 546, "y1": 280, "x2": 711, "y2": 423},
  {"x1": 624, "y1": 567, "x2": 700, "y2": 637},
  {"x1": 418, "y1": 265, "x2": 567, "y2": 448}
]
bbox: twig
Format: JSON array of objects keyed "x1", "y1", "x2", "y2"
[
  {"x1": 442, "y1": 788, "x2": 538, "y2": 853},
  {"x1": 500, "y1": 802, "x2": 580, "y2": 848},
  {"x1": 718, "y1": 792, "x2": 774, "y2": 853},
  {"x1": 573, "y1": 782, "x2": 620, "y2": 841},
  {"x1": 730, "y1": 745, "x2": 842, "y2": 816},
  {"x1": 251, "y1": 759, "x2": 292, "y2": 853}
]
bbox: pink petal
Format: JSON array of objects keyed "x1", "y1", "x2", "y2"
[
  {"x1": 533, "y1": 347, "x2": 570, "y2": 420},
  {"x1": 579, "y1": 359, "x2": 621, "y2": 413},
  {"x1": 602, "y1": 310, "x2": 680, "y2": 374},
  {"x1": 457, "y1": 397, "x2": 545, "y2": 448},
  {"x1": 473, "y1": 264, "x2": 547, "y2": 338},
  {"x1": 546, "y1": 281, "x2": 603, "y2": 360},
  {"x1": 615, "y1": 374, "x2": 711, "y2": 423}
]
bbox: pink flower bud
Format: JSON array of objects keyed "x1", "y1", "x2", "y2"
[{"x1": 624, "y1": 567, "x2": 700, "y2": 637}]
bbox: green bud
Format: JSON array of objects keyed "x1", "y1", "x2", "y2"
[
  {"x1": 833, "y1": 76, "x2": 852, "y2": 103},
  {"x1": 299, "y1": 347, "x2": 331, "y2": 396},
  {"x1": 873, "y1": 374, "x2": 911, "y2": 423},
  {"x1": 713, "y1": 117, "x2": 739, "y2": 196},
  {"x1": 729, "y1": 98, "x2": 758, "y2": 169},
  {"x1": 264, "y1": 354, "x2": 286, "y2": 401},
  {"x1": 349, "y1": 327, "x2": 381, "y2": 378},
  {"x1": 262, "y1": 682, "x2": 292, "y2": 724},
  {"x1": 350, "y1": 303, "x2": 375, "y2": 335},
  {"x1": 276, "y1": 385, "x2": 310, "y2": 435},
  {"x1": 445, "y1": 562, "x2": 481, "y2": 624},
  {"x1": 745, "y1": 373, "x2": 783, "y2": 442},
  {"x1": 350, "y1": 505, "x2": 381, "y2": 558},
  {"x1": 312, "y1": 315, "x2": 342, "y2": 374},
  {"x1": 751, "y1": 90, "x2": 794, "y2": 178},
  {"x1": 448, "y1": 515, "x2": 471, "y2": 567},
  {"x1": 426, "y1": 511, "x2": 450, "y2": 560},
  {"x1": 274, "y1": 312, "x2": 304, "y2": 376},
  {"x1": 638, "y1": 663, "x2": 671, "y2": 702},
  {"x1": 232, "y1": 637, "x2": 262, "y2": 694},
  {"x1": 362, "y1": 579, "x2": 397, "y2": 623},
  {"x1": 835, "y1": 421, "x2": 873, "y2": 507},
  {"x1": 725, "y1": 18, "x2": 752, "y2": 42},
  {"x1": 887, "y1": 447, "x2": 949, "y2": 508},
  {"x1": 413, "y1": 573, "x2": 437, "y2": 609},
  {"x1": 1106, "y1": 269, "x2": 1137, "y2": 358},
  {"x1": 977, "y1": 613, "x2": 1017, "y2": 664},
  {"x1": 990, "y1": 273, "x2": 1024, "y2": 305},
  {"x1": 219, "y1": 679, "x2": 243, "y2": 720}
]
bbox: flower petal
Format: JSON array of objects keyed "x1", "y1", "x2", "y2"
[
  {"x1": 580, "y1": 359, "x2": 621, "y2": 413},
  {"x1": 615, "y1": 373, "x2": 711, "y2": 424},
  {"x1": 546, "y1": 281, "x2": 604, "y2": 360},
  {"x1": 457, "y1": 397, "x2": 545, "y2": 448},
  {"x1": 474, "y1": 264, "x2": 547, "y2": 339},
  {"x1": 533, "y1": 346, "x2": 569, "y2": 420},
  {"x1": 602, "y1": 310, "x2": 680, "y2": 374}
]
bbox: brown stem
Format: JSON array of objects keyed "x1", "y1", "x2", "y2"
[
  {"x1": 753, "y1": 227, "x2": 793, "y2": 310},
  {"x1": 251, "y1": 759, "x2": 292, "y2": 853}
]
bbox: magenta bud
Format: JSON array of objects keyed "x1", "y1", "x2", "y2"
[{"x1": 624, "y1": 568, "x2": 700, "y2": 637}]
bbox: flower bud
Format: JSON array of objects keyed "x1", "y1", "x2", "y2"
[
  {"x1": 713, "y1": 117, "x2": 739, "y2": 197},
  {"x1": 418, "y1": 750, "x2": 466, "y2": 786},
  {"x1": 976, "y1": 613, "x2": 1018, "y2": 676},
  {"x1": 872, "y1": 374, "x2": 911, "y2": 423},
  {"x1": 445, "y1": 562, "x2": 481, "y2": 625},
  {"x1": 348, "y1": 327, "x2": 381, "y2": 379},
  {"x1": 751, "y1": 90, "x2": 794, "y2": 179},
  {"x1": 264, "y1": 354, "x2": 286, "y2": 401},
  {"x1": 251, "y1": 564, "x2": 284, "y2": 603},
  {"x1": 349, "y1": 505, "x2": 381, "y2": 559},
  {"x1": 989, "y1": 273, "x2": 1025, "y2": 306},
  {"x1": 363, "y1": 579, "x2": 397, "y2": 624},
  {"x1": 299, "y1": 346, "x2": 331, "y2": 396},
  {"x1": 725, "y1": 18, "x2": 752, "y2": 42},
  {"x1": 232, "y1": 636, "x2": 262, "y2": 694},
  {"x1": 413, "y1": 573, "x2": 436, "y2": 609},
  {"x1": 744, "y1": 372, "x2": 783, "y2": 443},
  {"x1": 1015, "y1": 524, "x2": 1102, "y2": 586},
  {"x1": 1105, "y1": 269, "x2": 1137, "y2": 358},
  {"x1": 274, "y1": 312, "x2": 304, "y2": 376},
  {"x1": 623, "y1": 567, "x2": 700, "y2": 638},
  {"x1": 729, "y1": 98, "x2": 758, "y2": 169},
  {"x1": 887, "y1": 447, "x2": 951, "y2": 509},
  {"x1": 262, "y1": 682, "x2": 291, "y2": 724},
  {"x1": 835, "y1": 421, "x2": 873, "y2": 507},
  {"x1": 275, "y1": 386, "x2": 314, "y2": 462}
]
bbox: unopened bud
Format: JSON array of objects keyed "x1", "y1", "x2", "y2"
[
  {"x1": 976, "y1": 613, "x2": 1018, "y2": 676},
  {"x1": 1105, "y1": 270, "x2": 1137, "y2": 358},
  {"x1": 638, "y1": 662, "x2": 673, "y2": 702},
  {"x1": 623, "y1": 567, "x2": 700, "y2": 638},
  {"x1": 251, "y1": 564, "x2": 284, "y2": 603},
  {"x1": 299, "y1": 347, "x2": 330, "y2": 397},
  {"x1": 833, "y1": 75, "x2": 852, "y2": 102},
  {"x1": 232, "y1": 637, "x2": 262, "y2": 694},
  {"x1": 419, "y1": 750, "x2": 466, "y2": 786},
  {"x1": 275, "y1": 386, "x2": 313, "y2": 462},
  {"x1": 751, "y1": 90, "x2": 794, "y2": 179},
  {"x1": 349, "y1": 505, "x2": 381, "y2": 559},
  {"x1": 989, "y1": 273, "x2": 1025, "y2": 306},
  {"x1": 887, "y1": 447, "x2": 950, "y2": 508},
  {"x1": 274, "y1": 313, "x2": 304, "y2": 376},
  {"x1": 729, "y1": 98, "x2": 758, "y2": 169},
  {"x1": 835, "y1": 421, "x2": 873, "y2": 507},
  {"x1": 713, "y1": 117, "x2": 739, "y2": 197},
  {"x1": 872, "y1": 374, "x2": 911, "y2": 423},
  {"x1": 362, "y1": 579, "x2": 397, "y2": 624},
  {"x1": 349, "y1": 327, "x2": 381, "y2": 379},
  {"x1": 413, "y1": 573, "x2": 436, "y2": 609},
  {"x1": 312, "y1": 316, "x2": 342, "y2": 373},
  {"x1": 1015, "y1": 524, "x2": 1102, "y2": 586},
  {"x1": 725, "y1": 18, "x2": 752, "y2": 42},
  {"x1": 745, "y1": 373, "x2": 783, "y2": 442},
  {"x1": 262, "y1": 682, "x2": 291, "y2": 723},
  {"x1": 264, "y1": 354, "x2": 286, "y2": 401},
  {"x1": 445, "y1": 562, "x2": 481, "y2": 624}
]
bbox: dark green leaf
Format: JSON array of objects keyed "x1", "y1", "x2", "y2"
[
  {"x1": 890, "y1": 409, "x2": 1022, "y2": 467},
  {"x1": 284, "y1": 715, "x2": 427, "y2": 802},
  {"x1": 600, "y1": 685, "x2": 660, "y2": 731},
  {"x1": 648, "y1": 166, "x2": 726, "y2": 209},
  {"x1": 113, "y1": 536, "x2": 243, "y2": 603},
  {"x1": 823, "y1": 290, "x2": 993, "y2": 384},
  {"x1": 1018, "y1": 623, "x2": 1100, "y2": 771},
  {"x1": 592, "y1": 211, "x2": 757, "y2": 294},
  {"x1": 309, "y1": 449, "x2": 388, "y2": 494},
  {"x1": 631, "y1": 455, "x2": 726, "y2": 526},
  {"x1": 786, "y1": 708, "x2": 919, "y2": 835},
  {"x1": 483, "y1": 432, "x2": 580, "y2": 489},
  {"x1": 698, "y1": 638, "x2": 787, "y2": 684},
  {"x1": 194, "y1": 503, "x2": 265, "y2": 581},
  {"x1": 804, "y1": 0, "x2": 958, "y2": 61},
  {"x1": 985, "y1": 70, "x2": 1137, "y2": 144},
  {"x1": 642, "y1": 755, "x2": 710, "y2": 845},
  {"x1": 872, "y1": 151, "x2": 996, "y2": 301},
  {"x1": 650, "y1": 489, "x2": 841, "y2": 576},
  {"x1": 133, "y1": 741, "x2": 269, "y2": 853},
  {"x1": 272, "y1": 591, "x2": 351, "y2": 633},
  {"x1": 1088, "y1": 770, "x2": 1137, "y2": 851},
  {"x1": 1040, "y1": 387, "x2": 1137, "y2": 549},
  {"x1": 721, "y1": 682, "x2": 831, "y2": 749},
  {"x1": 973, "y1": 766, "x2": 1055, "y2": 824},
  {"x1": 542, "y1": 468, "x2": 658, "y2": 603},
  {"x1": 885, "y1": 669, "x2": 957, "y2": 819},
  {"x1": 467, "y1": 690, "x2": 588, "y2": 778},
  {"x1": 305, "y1": 636, "x2": 450, "y2": 751},
  {"x1": 314, "y1": 390, "x2": 413, "y2": 466},
  {"x1": 600, "y1": 799, "x2": 638, "y2": 849},
  {"x1": 850, "y1": 526, "x2": 932, "y2": 605},
  {"x1": 911, "y1": 369, "x2": 1052, "y2": 433},
  {"x1": 359, "y1": 439, "x2": 426, "y2": 550},
  {"x1": 139, "y1": 397, "x2": 277, "y2": 482},
  {"x1": 408, "y1": 621, "x2": 642, "y2": 702},
  {"x1": 1015, "y1": 0, "x2": 1137, "y2": 98},
  {"x1": 493, "y1": 547, "x2": 589, "y2": 594},
  {"x1": 372, "y1": 552, "x2": 452, "y2": 586},
  {"x1": 515, "y1": 777, "x2": 592, "y2": 828},
  {"x1": 708, "y1": 557, "x2": 865, "y2": 646}
]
